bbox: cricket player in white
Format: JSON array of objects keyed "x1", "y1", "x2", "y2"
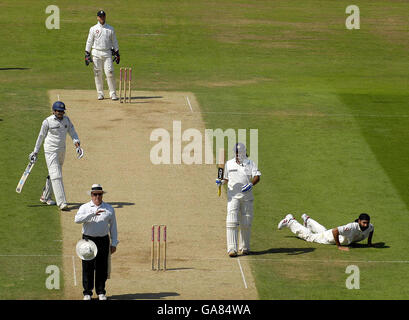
[
  {"x1": 85, "y1": 10, "x2": 120, "y2": 101},
  {"x1": 29, "y1": 101, "x2": 83, "y2": 211},
  {"x1": 278, "y1": 213, "x2": 374, "y2": 251},
  {"x1": 216, "y1": 143, "x2": 261, "y2": 257}
]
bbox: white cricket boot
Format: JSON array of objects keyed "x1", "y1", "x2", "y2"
[
  {"x1": 277, "y1": 214, "x2": 294, "y2": 230},
  {"x1": 60, "y1": 203, "x2": 69, "y2": 211},
  {"x1": 98, "y1": 294, "x2": 107, "y2": 300},
  {"x1": 111, "y1": 93, "x2": 119, "y2": 101},
  {"x1": 301, "y1": 213, "x2": 310, "y2": 227},
  {"x1": 228, "y1": 250, "x2": 238, "y2": 258},
  {"x1": 239, "y1": 249, "x2": 249, "y2": 255},
  {"x1": 40, "y1": 197, "x2": 56, "y2": 206},
  {"x1": 83, "y1": 295, "x2": 91, "y2": 300}
]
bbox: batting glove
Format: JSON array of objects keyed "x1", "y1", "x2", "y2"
[
  {"x1": 241, "y1": 183, "x2": 253, "y2": 193},
  {"x1": 216, "y1": 179, "x2": 223, "y2": 186},
  {"x1": 29, "y1": 151, "x2": 38, "y2": 163},
  {"x1": 76, "y1": 147, "x2": 84, "y2": 159}
]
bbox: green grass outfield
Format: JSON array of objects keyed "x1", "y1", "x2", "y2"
[{"x1": 1, "y1": 0, "x2": 409, "y2": 299}]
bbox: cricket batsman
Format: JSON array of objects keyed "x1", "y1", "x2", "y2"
[
  {"x1": 277, "y1": 213, "x2": 374, "y2": 251},
  {"x1": 216, "y1": 143, "x2": 261, "y2": 257},
  {"x1": 85, "y1": 10, "x2": 120, "y2": 101},
  {"x1": 29, "y1": 101, "x2": 83, "y2": 211}
]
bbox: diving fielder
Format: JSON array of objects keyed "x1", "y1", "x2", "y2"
[
  {"x1": 29, "y1": 101, "x2": 83, "y2": 211},
  {"x1": 278, "y1": 213, "x2": 374, "y2": 251},
  {"x1": 85, "y1": 10, "x2": 120, "y2": 101},
  {"x1": 216, "y1": 143, "x2": 261, "y2": 257}
]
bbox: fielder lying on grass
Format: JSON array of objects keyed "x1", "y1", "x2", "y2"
[{"x1": 277, "y1": 213, "x2": 374, "y2": 251}]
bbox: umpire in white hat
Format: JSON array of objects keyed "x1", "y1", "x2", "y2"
[{"x1": 74, "y1": 184, "x2": 119, "y2": 300}]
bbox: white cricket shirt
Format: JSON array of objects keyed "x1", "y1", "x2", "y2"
[
  {"x1": 224, "y1": 158, "x2": 261, "y2": 200},
  {"x1": 34, "y1": 115, "x2": 79, "y2": 153},
  {"x1": 85, "y1": 22, "x2": 119, "y2": 57},
  {"x1": 75, "y1": 200, "x2": 119, "y2": 247},
  {"x1": 337, "y1": 222, "x2": 374, "y2": 245}
]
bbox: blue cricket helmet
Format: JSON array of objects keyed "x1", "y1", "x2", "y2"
[{"x1": 52, "y1": 101, "x2": 66, "y2": 111}]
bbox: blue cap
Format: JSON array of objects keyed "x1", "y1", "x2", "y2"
[
  {"x1": 97, "y1": 10, "x2": 106, "y2": 17},
  {"x1": 52, "y1": 101, "x2": 66, "y2": 111}
]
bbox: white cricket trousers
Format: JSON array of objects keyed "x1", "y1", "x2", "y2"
[
  {"x1": 92, "y1": 54, "x2": 116, "y2": 98},
  {"x1": 226, "y1": 198, "x2": 253, "y2": 253},
  {"x1": 288, "y1": 217, "x2": 337, "y2": 245},
  {"x1": 43, "y1": 151, "x2": 67, "y2": 207}
]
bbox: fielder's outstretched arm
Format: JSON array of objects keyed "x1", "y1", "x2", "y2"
[
  {"x1": 367, "y1": 231, "x2": 374, "y2": 247},
  {"x1": 332, "y1": 228, "x2": 349, "y2": 251}
]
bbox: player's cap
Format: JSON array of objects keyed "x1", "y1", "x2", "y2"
[
  {"x1": 52, "y1": 101, "x2": 66, "y2": 111},
  {"x1": 97, "y1": 10, "x2": 106, "y2": 17},
  {"x1": 87, "y1": 183, "x2": 107, "y2": 195},
  {"x1": 76, "y1": 239, "x2": 98, "y2": 261}
]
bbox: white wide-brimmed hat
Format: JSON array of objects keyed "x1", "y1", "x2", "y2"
[
  {"x1": 87, "y1": 184, "x2": 107, "y2": 196},
  {"x1": 76, "y1": 239, "x2": 98, "y2": 261}
]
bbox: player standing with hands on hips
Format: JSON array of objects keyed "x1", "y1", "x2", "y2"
[
  {"x1": 85, "y1": 10, "x2": 120, "y2": 101},
  {"x1": 29, "y1": 101, "x2": 83, "y2": 211},
  {"x1": 216, "y1": 143, "x2": 261, "y2": 257}
]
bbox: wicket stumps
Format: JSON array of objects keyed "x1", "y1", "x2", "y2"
[
  {"x1": 151, "y1": 224, "x2": 167, "y2": 271},
  {"x1": 119, "y1": 67, "x2": 132, "y2": 103}
]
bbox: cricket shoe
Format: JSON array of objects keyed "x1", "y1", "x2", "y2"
[
  {"x1": 83, "y1": 295, "x2": 91, "y2": 300},
  {"x1": 60, "y1": 203, "x2": 69, "y2": 211},
  {"x1": 301, "y1": 213, "x2": 310, "y2": 227},
  {"x1": 228, "y1": 250, "x2": 238, "y2": 258},
  {"x1": 40, "y1": 197, "x2": 56, "y2": 206},
  {"x1": 239, "y1": 249, "x2": 250, "y2": 255},
  {"x1": 111, "y1": 93, "x2": 119, "y2": 101},
  {"x1": 98, "y1": 294, "x2": 107, "y2": 300},
  {"x1": 277, "y1": 214, "x2": 294, "y2": 230},
  {"x1": 98, "y1": 94, "x2": 104, "y2": 100}
]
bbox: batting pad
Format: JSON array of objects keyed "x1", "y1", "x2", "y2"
[
  {"x1": 41, "y1": 175, "x2": 53, "y2": 200},
  {"x1": 51, "y1": 177, "x2": 66, "y2": 207}
]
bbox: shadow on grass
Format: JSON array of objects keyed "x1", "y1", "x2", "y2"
[
  {"x1": 251, "y1": 247, "x2": 315, "y2": 256},
  {"x1": 66, "y1": 202, "x2": 135, "y2": 211},
  {"x1": 0, "y1": 67, "x2": 30, "y2": 70},
  {"x1": 109, "y1": 291, "x2": 179, "y2": 300},
  {"x1": 27, "y1": 202, "x2": 135, "y2": 211},
  {"x1": 350, "y1": 242, "x2": 389, "y2": 249}
]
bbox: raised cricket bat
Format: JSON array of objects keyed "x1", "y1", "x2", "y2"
[
  {"x1": 217, "y1": 148, "x2": 225, "y2": 197},
  {"x1": 16, "y1": 160, "x2": 36, "y2": 193}
]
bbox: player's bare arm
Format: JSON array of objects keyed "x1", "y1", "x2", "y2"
[
  {"x1": 332, "y1": 228, "x2": 349, "y2": 251},
  {"x1": 252, "y1": 175, "x2": 260, "y2": 186},
  {"x1": 367, "y1": 231, "x2": 374, "y2": 247}
]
